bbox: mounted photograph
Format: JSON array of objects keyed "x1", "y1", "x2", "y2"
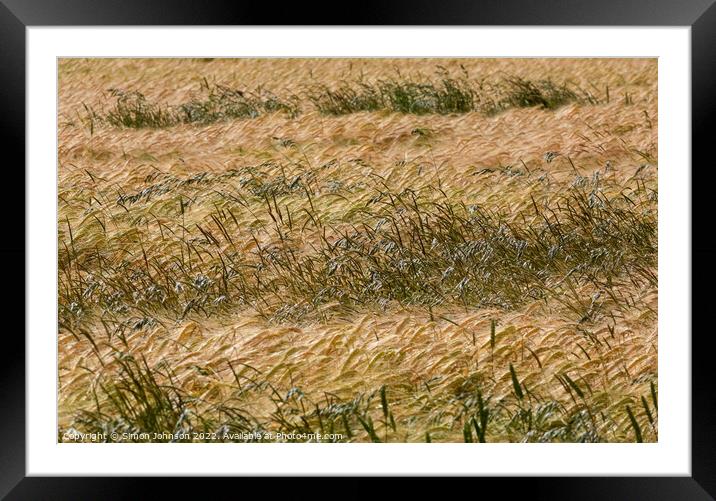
[{"x1": 57, "y1": 57, "x2": 658, "y2": 443}]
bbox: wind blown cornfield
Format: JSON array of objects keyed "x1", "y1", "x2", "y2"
[{"x1": 58, "y1": 58, "x2": 658, "y2": 443}]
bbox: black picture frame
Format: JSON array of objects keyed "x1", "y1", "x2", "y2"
[{"x1": 3, "y1": 0, "x2": 714, "y2": 497}]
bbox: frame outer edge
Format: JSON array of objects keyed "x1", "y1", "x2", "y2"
[
  {"x1": 692, "y1": 0, "x2": 716, "y2": 498},
  {"x1": 5, "y1": 0, "x2": 715, "y2": 496},
  {"x1": 0, "y1": 0, "x2": 715, "y2": 26},
  {"x1": 0, "y1": 0, "x2": 27, "y2": 498}
]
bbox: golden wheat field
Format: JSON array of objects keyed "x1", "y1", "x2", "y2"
[{"x1": 58, "y1": 58, "x2": 658, "y2": 443}]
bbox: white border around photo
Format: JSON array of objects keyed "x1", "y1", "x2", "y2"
[{"x1": 27, "y1": 26, "x2": 690, "y2": 476}]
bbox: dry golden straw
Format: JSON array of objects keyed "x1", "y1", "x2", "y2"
[{"x1": 58, "y1": 58, "x2": 657, "y2": 443}]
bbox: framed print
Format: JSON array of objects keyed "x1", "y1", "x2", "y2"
[{"x1": 4, "y1": 0, "x2": 714, "y2": 496}]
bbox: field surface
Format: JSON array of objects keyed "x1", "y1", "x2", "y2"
[{"x1": 58, "y1": 58, "x2": 658, "y2": 443}]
